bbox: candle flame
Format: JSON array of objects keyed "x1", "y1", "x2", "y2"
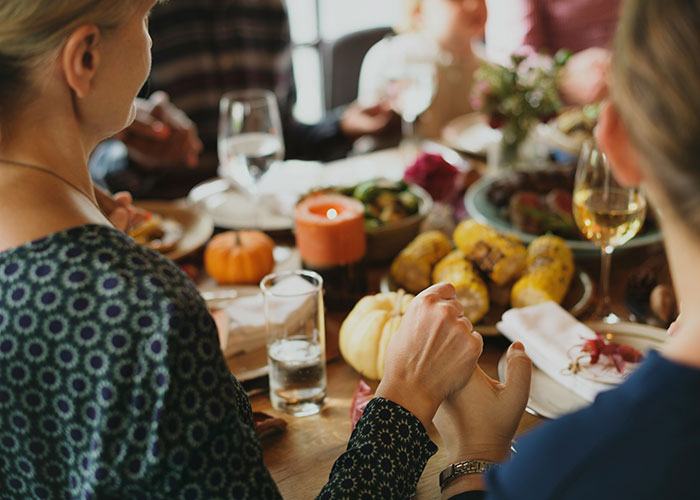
[{"x1": 326, "y1": 208, "x2": 338, "y2": 220}]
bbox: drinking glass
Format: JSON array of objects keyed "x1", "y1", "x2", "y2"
[
  {"x1": 261, "y1": 270, "x2": 326, "y2": 416},
  {"x1": 218, "y1": 89, "x2": 284, "y2": 228},
  {"x1": 384, "y1": 53, "x2": 436, "y2": 149},
  {"x1": 572, "y1": 141, "x2": 647, "y2": 322}
]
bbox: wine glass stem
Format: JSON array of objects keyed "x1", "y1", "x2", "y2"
[
  {"x1": 401, "y1": 117, "x2": 415, "y2": 140},
  {"x1": 249, "y1": 182, "x2": 261, "y2": 229},
  {"x1": 597, "y1": 245, "x2": 614, "y2": 318}
]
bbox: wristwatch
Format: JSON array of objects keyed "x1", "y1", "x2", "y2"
[{"x1": 439, "y1": 459, "x2": 498, "y2": 491}]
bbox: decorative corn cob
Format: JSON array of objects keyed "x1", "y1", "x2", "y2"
[
  {"x1": 390, "y1": 230, "x2": 452, "y2": 293},
  {"x1": 511, "y1": 235, "x2": 574, "y2": 307},
  {"x1": 526, "y1": 234, "x2": 574, "y2": 280},
  {"x1": 432, "y1": 250, "x2": 490, "y2": 323},
  {"x1": 453, "y1": 220, "x2": 527, "y2": 285}
]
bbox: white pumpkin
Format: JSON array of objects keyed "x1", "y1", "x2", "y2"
[{"x1": 339, "y1": 290, "x2": 414, "y2": 380}]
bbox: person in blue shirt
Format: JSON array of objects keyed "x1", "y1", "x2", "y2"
[{"x1": 435, "y1": 0, "x2": 700, "y2": 498}]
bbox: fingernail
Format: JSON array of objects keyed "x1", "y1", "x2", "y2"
[{"x1": 509, "y1": 342, "x2": 525, "y2": 353}]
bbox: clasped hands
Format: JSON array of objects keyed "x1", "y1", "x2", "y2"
[{"x1": 375, "y1": 283, "x2": 532, "y2": 488}]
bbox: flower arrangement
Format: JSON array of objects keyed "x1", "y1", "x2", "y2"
[{"x1": 471, "y1": 50, "x2": 571, "y2": 158}]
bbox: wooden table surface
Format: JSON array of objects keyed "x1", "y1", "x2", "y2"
[{"x1": 231, "y1": 242, "x2": 669, "y2": 499}]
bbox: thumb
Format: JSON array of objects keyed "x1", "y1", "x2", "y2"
[{"x1": 502, "y1": 342, "x2": 532, "y2": 405}]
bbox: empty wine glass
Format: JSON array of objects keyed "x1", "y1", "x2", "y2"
[
  {"x1": 572, "y1": 141, "x2": 647, "y2": 323},
  {"x1": 384, "y1": 50, "x2": 436, "y2": 151},
  {"x1": 218, "y1": 89, "x2": 284, "y2": 228}
]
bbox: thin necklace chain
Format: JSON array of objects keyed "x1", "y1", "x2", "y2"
[{"x1": 0, "y1": 158, "x2": 99, "y2": 210}]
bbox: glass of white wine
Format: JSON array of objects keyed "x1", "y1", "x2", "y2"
[
  {"x1": 218, "y1": 89, "x2": 284, "y2": 229},
  {"x1": 572, "y1": 141, "x2": 647, "y2": 323}
]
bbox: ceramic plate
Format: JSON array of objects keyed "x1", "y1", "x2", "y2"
[
  {"x1": 379, "y1": 269, "x2": 592, "y2": 336},
  {"x1": 442, "y1": 112, "x2": 502, "y2": 156},
  {"x1": 134, "y1": 200, "x2": 214, "y2": 261},
  {"x1": 497, "y1": 321, "x2": 667, "y2": 419},
  {"x1": 465, "y1": 176, "x2": 663, "y2": 256},
  {"x1": 187, "y1": 178, "x2": 295, "y2": 231}
]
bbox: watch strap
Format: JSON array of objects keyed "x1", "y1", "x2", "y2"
[{"x1": 439, "y1": 459, "x2": 498, "y2": 491}]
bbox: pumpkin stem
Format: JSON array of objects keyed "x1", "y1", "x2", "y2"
[
  {"x1": 235, "y1": 231, "x2": 242, "y2": 246},
  {"x1": 391, "y1": 288, "x2": 405, "y2": 317}
]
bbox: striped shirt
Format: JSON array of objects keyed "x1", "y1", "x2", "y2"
[{"x1": 98, "y1": 0, "x2": 350, "y2": 199}]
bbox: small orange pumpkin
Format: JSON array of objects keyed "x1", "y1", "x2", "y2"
[{"x1": 204, "y1": 231, "x2": 275, "y2": 285}]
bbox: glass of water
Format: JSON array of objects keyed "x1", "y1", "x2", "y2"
[
  {"x1": 261, "y1": 270, "x2": 326, "y2": 416},
  {"x1": 218, "y1": 89, "x2": 285, "y2": 228}
]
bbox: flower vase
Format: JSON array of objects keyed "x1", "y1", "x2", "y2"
[{"x1": 487, "y1": 124, "x2": 541, "y2": 172}]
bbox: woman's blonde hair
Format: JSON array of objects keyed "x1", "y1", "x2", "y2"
[
  {"x1": 611, "y1": 0, "x2": 700, "y2": 232},
  {"x1": 0, "y1": 0, "x2": 154, "y2": 135}
]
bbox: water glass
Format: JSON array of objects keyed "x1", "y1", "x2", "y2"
[{"x1": 261, "y1": 270, "x2": 326, "y2": 416}]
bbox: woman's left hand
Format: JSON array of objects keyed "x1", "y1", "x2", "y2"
[{"x1": 434, "y1": 342, "x2": 532, "y2": 464}]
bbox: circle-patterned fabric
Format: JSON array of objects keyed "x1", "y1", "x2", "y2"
[
  {"x1": 0, "y1": 225, "x2": 277, "y2": 499},
  {"x1": 0, "y1": 225, "x2": 437, "y2": 499}
]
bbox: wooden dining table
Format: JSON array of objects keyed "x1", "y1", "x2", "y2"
[{"x1": 223, "y1": 239, "x2": 669, "y2": 499}]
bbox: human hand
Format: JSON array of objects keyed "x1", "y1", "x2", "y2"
[
  {"x1": 434, "y1": 342, "x2": 531, "y2": 465},
  {"x1": 559, "y1": 47, "x2": 611, "y2": 105},
  {"x1": 94, "y1": 186, "x2": 148, "y2": 232},
  {"x1": 117, "y1": 91, "x2": 203, "y2": 170},
  {"x1": 375, "y1": 283, "x2": 484, "y2": 428},
  {"x1": 339, "y1": 102, "x2": 398, "y2": 138}
]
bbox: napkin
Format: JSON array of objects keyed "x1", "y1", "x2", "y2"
[
  {"x1": 498, "y1": 302, "x2": 633, "y2": 402},
  {"x1": 222, "y1": 275, "x2": 317, "y2": 355}
]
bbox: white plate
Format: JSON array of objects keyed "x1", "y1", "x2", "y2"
[
  {"x1": 465, "y1": 176, "x2": 663, "y2": 255},
  {"x1": 497, "y1": 320, "x2": 667, "y2": 419},
  {"x1": 188, "y1": 178, "x2": 295, "y2": 231},
  {"x1": 134, "y1": 200, "x2": 214, "y2": 261},
  {"x1": 442, "y1": 112, "x2": 502, "y2": 156}
]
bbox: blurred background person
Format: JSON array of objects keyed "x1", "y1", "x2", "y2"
[
  {"x1": 485, "y1": 0, "x2": 620, "y2": 105},
  {"x1": 358, "y1": 0, "x2": 488, "y2": 140},
  {"x1": 91, "y1": 0, "x2": 395, "y2": 199}
]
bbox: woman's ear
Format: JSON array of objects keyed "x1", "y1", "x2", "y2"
[
  {"x1": 61, "y1": 25, "x2": 101, "y2": 99},
  {"x1": 596, "y1": 99, "x2": 644, "y2": 187}
]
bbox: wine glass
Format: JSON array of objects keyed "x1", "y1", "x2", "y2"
[
  {"x1": 384, "y1": 52, "x2": 436, "y2": 153},
  {"x1": 572, "y1": 141, "x2": 647, "y2": 323},
  {"x1": 218, "y1": 89, "x2": 285, "y2": 228}
]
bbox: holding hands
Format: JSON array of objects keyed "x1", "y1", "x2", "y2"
[
  {"x1": 376, "y1": 283, "x2": 484, "y2": 427},
  {"x1": 376, "y1": 282, "x2": 532, "y2": 495}
]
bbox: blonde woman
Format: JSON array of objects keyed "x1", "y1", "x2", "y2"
[
  {"x1": 434, "y1": 0, "x2": 700, "y2": 498},
  {"x1": 0, "y1": 2, "x2": 487, "y2": 498}
]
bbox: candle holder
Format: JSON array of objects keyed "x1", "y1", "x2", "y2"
[{"x1": 295, "y1": 193, "x2": 368, "y2": 310}]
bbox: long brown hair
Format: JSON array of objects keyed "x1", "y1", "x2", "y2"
[{"x1": 611, "y1": 0, "x2": 700, "y2": 230}]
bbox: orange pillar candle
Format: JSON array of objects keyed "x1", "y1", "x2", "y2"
[
  {"x1": 295, "y1": 193, "x2": 366, "y2": 268},
  {"x1": 295, "y1": 193, "x2": 367, "y2": 310}
]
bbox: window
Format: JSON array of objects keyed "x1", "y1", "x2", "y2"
[{"x1": 286, "y1": 0, "x2": 403, "y2": 123}]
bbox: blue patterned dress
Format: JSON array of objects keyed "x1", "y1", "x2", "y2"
[{"x1": 0, "y1": 225, "x2": 436, "y2": 499}]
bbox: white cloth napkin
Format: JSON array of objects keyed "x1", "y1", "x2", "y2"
[
  {"x1": 498, "y1": 302, "x2": 632, "y2": 402},
  {"x1": 222, "y1": 275, "x2": 316, "y2": 355}
]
